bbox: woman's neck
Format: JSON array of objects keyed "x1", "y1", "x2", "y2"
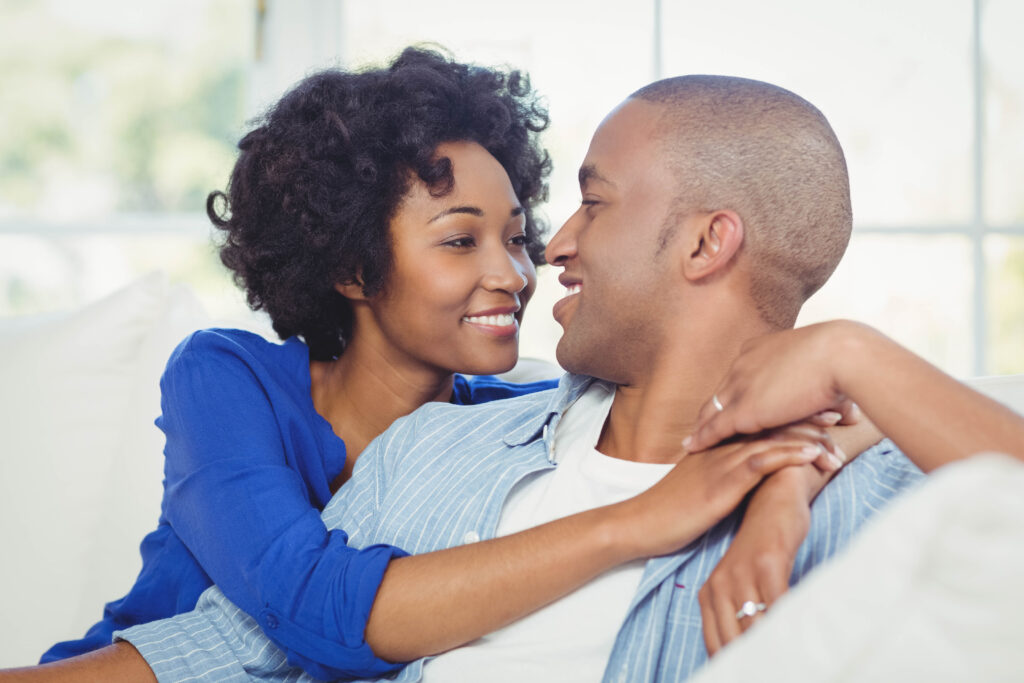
[{"x1": 311, "y1": 337, "x2": 454, "y2": 490}]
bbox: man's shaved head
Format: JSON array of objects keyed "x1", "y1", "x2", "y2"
[{"x1": 631, "y1": 75, "x2": 852, "y2": 328}]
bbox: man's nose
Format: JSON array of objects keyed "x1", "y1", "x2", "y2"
[{"x1": 545, "y1": 209, "x2": 582, "y2": 266}]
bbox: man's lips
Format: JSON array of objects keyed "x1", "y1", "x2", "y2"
[{"x1": 551, "y1": 282, "x2": 581, "y2": 323}]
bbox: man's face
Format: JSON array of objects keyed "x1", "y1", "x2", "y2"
[{"x1": 545, "y1": 98, "x2": 684, "y2": 383}]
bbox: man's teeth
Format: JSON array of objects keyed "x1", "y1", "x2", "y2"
[
  {"x1": 462, "y1": 313, "x2": 515, "y2": 326},
  {"x1": 565, "y1": 284, "x2": 581, "y2": 296}
]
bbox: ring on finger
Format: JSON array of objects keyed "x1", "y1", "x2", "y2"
[{"x1": 735, "y1": 600, "x2": 767, "y2": 620}]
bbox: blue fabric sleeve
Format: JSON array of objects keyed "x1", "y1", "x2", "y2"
[
  {"x1": 117, "y1": 400, "x2": 422, "y2": 682},
  {"x1": 452, "y1": 374, "x2": 558, "y2": 405},
  {"x1": 157, "y1": 331, "x2": 408, "y2": 679}
]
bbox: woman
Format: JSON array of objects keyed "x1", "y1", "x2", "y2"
[
  {"x1": 40, "y1": 46, "x2": 556, "y2": 676},
  {"x1": 25, "y1": 48, "x2": 842, "y2": 681}
]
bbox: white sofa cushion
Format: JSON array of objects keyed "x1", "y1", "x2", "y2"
[
  {"x1": 690, "y1": 452, "x2": 1024, "y2": 683},
  {"x1": 0, "y1": 272, "x2": 211, "y2": 665}
]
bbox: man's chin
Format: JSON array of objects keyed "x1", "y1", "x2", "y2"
[{"x1": 554, "y1": 337, "x2": 590, "y2": 377}]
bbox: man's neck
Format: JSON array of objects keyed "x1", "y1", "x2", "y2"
[{"x1": 595, "y1": 316, "x2": 775, "y2": 464}]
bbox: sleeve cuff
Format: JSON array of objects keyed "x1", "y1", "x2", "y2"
[{"x1": 261, "y1": 543, "x2": 411, "y2": 681}]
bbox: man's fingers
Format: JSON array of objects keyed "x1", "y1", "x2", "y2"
[
  {"x1": 836, "y1": 399, "x2": 861, "y2": 425},
  {"x1": 771, "y1": 423, "x2": 842, "y2": 473},
  {"x1": 740, "y1": 442, "x2": 821, "y2": 477},
  {"x1": 685, "y1": 410, "x2": 732, "y2": 453}
]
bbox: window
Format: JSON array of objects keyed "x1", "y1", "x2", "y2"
[
  {"x1": 5, "y1": 0, "x2": 1022, "y2": 376},
  {"x1": 0, "y1": 0, "x2": 251, "y2": 316}
]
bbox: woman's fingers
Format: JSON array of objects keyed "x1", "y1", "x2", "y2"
[{"x1": 698, "y1": 586, "x2": 723, "y2": 656}]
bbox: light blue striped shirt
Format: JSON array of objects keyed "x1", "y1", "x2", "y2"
[{"x1": 117, "y1": 374, "x2": 923, "y2": 682}]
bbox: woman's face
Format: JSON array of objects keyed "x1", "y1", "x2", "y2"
[{"x1": 362, "y1": 141, "x2": 537, "y2": 377}]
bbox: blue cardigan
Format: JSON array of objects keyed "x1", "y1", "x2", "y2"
[{"x1": 41, "y1": 328, "x2": 556, "y2": 677}]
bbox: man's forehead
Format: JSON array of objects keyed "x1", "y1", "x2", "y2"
[{"x1": 579, "y1": 98, "x2": 667, "y2": 186}]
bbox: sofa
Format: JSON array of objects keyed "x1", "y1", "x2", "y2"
[{"x1": 1, "y1": 273, "x2": 1022, "y2": 676}]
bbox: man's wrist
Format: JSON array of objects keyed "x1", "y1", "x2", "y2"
[{"x1": 828, "y1": 320, "x2": 882, "y2": 403}]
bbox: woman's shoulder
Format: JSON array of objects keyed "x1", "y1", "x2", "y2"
[
  {"x1": 452, "y1": 373, "x2": 560, "y2": 406},
  {"x1": 162, "y1": 328, "x2": 311, "y2": 396},
  {"x1": 168, "y1": 328, "x2": 303, "y2": 369}
]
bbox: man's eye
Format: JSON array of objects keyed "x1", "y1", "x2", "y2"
[{"x1": 581, "y1": 199, "x2": 600, "y2": 208}]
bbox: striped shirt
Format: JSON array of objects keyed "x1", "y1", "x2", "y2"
[{"x1": 117, "y1": 373, "x2": 924, "y2": 682}]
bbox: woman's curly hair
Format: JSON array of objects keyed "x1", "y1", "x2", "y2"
[{"x1": 209, "y1": 46, "x2": 551, "y2": 360}]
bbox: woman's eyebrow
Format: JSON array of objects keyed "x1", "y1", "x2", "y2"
[
  {"x1": 429, "y1": 206, "x2": 484, "y2": 223},
  {"x1": 429, "y1": 205, "x2": 524, "y2": 223}
]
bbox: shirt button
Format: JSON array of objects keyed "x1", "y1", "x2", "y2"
[
  {"x1": 463, "y1": 531, "x2": 480, "y2": 544},
  {"x1": 265, "y1": 614, "x2": 279, "y2": 629}
]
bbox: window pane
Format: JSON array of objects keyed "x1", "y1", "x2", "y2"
[
  {"x1": 0, "y1": 231, "x2": 253, "y2": 321},
  {"x1": 983, "y1": 0, "x2": 1024, "y2": 225},
  {"x1": 661, "y1": 0, "x2": 974, "y2": 226},
  {"x1": 798, "y1": 235, "x2": 974, "y2": 377},
  {"x1": 987, "y1": 236, "x2": 1024, "y2": 374},
  {"x1": 0, "y1": 0, "x2": 250, "y2": 217}
]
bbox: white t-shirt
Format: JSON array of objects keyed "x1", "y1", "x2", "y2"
[{"x1": 423, "y1": 381, "x2": 674, "y2": 682}]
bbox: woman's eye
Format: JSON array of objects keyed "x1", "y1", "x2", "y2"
[
  {"x1": 443, "y1": 237, "x2": 475, "y2": 248},
  {"x1": 508, "y1": 233, "x2": 529, "y2": 247}
]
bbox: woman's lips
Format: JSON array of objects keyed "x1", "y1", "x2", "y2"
[{"x1": 461, "y1": 309, "x2": 519, "y2": 337}]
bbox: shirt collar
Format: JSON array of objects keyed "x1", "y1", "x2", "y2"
[{"x1": 502, "y1": 373, "x2": 598, "y2": 452}]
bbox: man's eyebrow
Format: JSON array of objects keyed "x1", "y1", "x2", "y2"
[
  {"x1": 429, "y1": 205, "x2": 524, "y2": 223},
  {"x1": 578, "y1": 164, "x2": 614, "y2": 188}
]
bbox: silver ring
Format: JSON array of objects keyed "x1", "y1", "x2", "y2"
[
  {"x1": 712, "y1": 394, "x2": 725, "y2": 412},
  {"x1": 736, "y1": 600, "x2": 767, "y2": 620}
]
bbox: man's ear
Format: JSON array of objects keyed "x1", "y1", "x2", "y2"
[
  {"x1": 682, "y1": 210, "x2": 744, "y2": 282},
  {"x1": 334, "y1": 279, "x2": 367, "y2": 301}
]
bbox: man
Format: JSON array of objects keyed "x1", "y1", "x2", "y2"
[{"x1": 98, "y1": 75, "x2": 925, "y2": 683}]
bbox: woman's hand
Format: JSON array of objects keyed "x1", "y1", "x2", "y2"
[
  {"x1": 693, "y1": 417, "x2": 854, "y2": 655},
  {"x1": 617, "y1": 420, "x2": 841, "y2": 560},
  {"x1": 697, "y1": 465, "x2": 814, "y2": 655}
]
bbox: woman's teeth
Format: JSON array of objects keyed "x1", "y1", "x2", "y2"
[{"x1": 463, "y1": 313, "x2": 515, "y2": 326}]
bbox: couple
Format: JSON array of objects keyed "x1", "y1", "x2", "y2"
[{"x1": 15, "y1": 48, "x2": 1024, "y2": 682}]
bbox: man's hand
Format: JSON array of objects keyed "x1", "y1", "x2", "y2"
[{"x1": 685, "y1": 321, "x2": 862, "y2": 454}]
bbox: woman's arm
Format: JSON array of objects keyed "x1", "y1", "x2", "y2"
[
  {"x1": 364, "y1": 428, "x2": 830, "y2": 661},
  {"x1": 697, "y1": 416, "x2": 881, "y2": 654},
  {"x1": 0, "y1": 643, "x2": 154, "y2": 683},
  {"x1": 686, "y1": 320, "x2": 1024, "y2": 470},
  {"x1": 143, "y1": 331, "x2": 407, "y2": 679}
]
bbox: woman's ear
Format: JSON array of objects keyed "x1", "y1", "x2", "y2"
[
  {"x1": 683, "y1": 210, "x2": 744, "y2": 282},
  {"x1": 334, "y1": 279, "x2": 367, "y2": 301}
]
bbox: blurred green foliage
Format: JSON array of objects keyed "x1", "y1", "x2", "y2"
[{"x1": 0, "y1": 0, "x2": 248, "y2": 213}]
